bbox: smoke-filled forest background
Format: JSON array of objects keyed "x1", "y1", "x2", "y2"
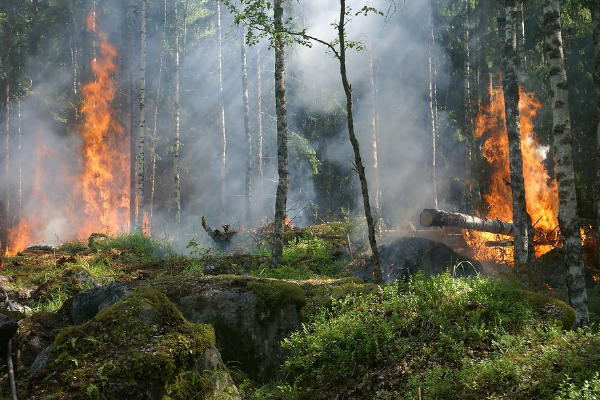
[{"x1": 0, "y1": 0, "x2": 596, "y2": 253}]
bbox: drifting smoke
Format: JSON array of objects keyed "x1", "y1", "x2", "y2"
[{"x1": 5, "y1": 0, "x2": 455, "y2": 252}]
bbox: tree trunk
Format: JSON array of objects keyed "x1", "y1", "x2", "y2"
[
  {"x1": 367, "y1": 45, "x2": 381, "y2": 230},
  {"x1": 136, "y1": 0, "x2": 147, "y2": 232},
  {"x1": 591, "y1": 0, "x2": 600, "y2": 287},
  {"x1": 500, "y1": 0, "x2": 534, "y2": 276},
  {"x1": 173, "y1": 0, "x2": 181, "y2": 228},
  {"x1": 543, "y1": 0, "x2": 589, "y2": 326},
  {"x1": 1, "y1": 0, "x2": 11, "y2": 253},
  {"x1": 428, "y1": 0, "x2": 438, "y2": 210},
  {"x1": 256, "y1": 46, "x2": 264, "y2": 201},
  {"x1": 217, "y1": 1, "x2": 227, "y2": 220},
  {"x1": 240, "y1": 29, "x2": 252, "y2": 226},
  {"x1": 338, "y1": 0, "x2": 381, "y2": 282},
  {"x1": 420, "y1": 208, "x2": 515, "y2": 235},
  {"x1": 463, "y1": 0, "x2": 473, "y2": 213},
  {"x1": 270, "y1": 0, "x2": 289, "y2": 270},
  {"x1": 149, "y1": 0, "x2": 168, "y2": 234},
  {"x1": 516, "y1": 0, "x2": 527, "y2": 85},
  {"x1": 128, "y1": 0, "x2": 138, "y2": 232}
]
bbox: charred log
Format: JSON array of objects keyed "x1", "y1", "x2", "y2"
[
  {"x1": 420, "y1": 208, "x2": 515, "y2": 236},
  {"x1": 201, "y1": 216, "x2": 237, "y2": 248}
]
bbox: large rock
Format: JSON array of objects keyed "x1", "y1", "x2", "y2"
[
  {"x1": 348, "y1": 237, "x2": 484, "y2": 283},
  {"x1": 66, "y1": 275, "x2": 371, "y2": 383},
  {"x1": 28, "y1": 286, "x2": 240, "y2": 400}
]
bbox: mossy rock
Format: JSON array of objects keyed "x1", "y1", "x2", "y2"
[
  {"x1": 30, "y1": 265, "x2": 100, "y2": 307},
  {"x1": 28, "y1": 287, "x2": 229, "y2": 399}
]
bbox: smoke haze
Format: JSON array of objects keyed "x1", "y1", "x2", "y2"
[{"x1": 4, "y1": 0, "x2": 458, "y2": 252}]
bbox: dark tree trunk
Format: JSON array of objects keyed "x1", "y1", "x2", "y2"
[
  {"x1": 338, "y1": 0, "x2": 381, "y2": 282},
  {"x1": 270, "y1": 0, "x2": 289, "y2": 270},
  {"x1": 1, "y1": 0, "x2": 12, "y2": 254},
  {"x1": 500, "y1": 0, "x2": 535, "y2": 278}
]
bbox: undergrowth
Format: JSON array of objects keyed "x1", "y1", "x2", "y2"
[{"x1": 279, "y1": 273, "x2": 590, "y2": 400}]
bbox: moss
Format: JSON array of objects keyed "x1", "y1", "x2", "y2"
[
  {"x1": 521, "y1": 290, "x2": 577, "y2": 329},
  {"x1": 247, "y1": 279, "x2": 306, "y2": 322},
  {"x1": 300, "y1": 277, "x2": 376, "y2": 320},
  {"x1": 32, "y1": 287, "x2": 216, "y2": 399}
]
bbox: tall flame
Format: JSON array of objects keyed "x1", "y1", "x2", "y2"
[
  {"x1": 5, "y1": 12, "x2": 129, "y2": 256},
  {"x1": 69, "y1": 13, "x2": 129, "y2": 234},
  {"x1": 466, "y1": 78, "x2": 559, "y2": 262}
]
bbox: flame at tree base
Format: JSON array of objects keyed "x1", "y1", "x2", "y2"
[
  {"x1": 5, "y1": 12, "x2": 129, "y2": 256},
  {"x1": 466, "y1": 79, "x2": 558, "y2": 264}
]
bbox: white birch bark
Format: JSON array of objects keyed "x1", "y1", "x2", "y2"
[
  {"x1": 173, "y1": 0, "x2": 181, "y2": 228},
  {"x1": 217, "y1": 1, "x2": 227, "y2": 220},
  {"x1": 240, "y1": 29, "x2": 252, "y2": 226},
  {"x1": 136, "y1": 0, "x2": 147, "y2": 231},
  {"x1": 543, "y1": 0, "x2": 589, "y2": 326}
]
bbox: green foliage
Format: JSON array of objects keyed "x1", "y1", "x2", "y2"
[
  {"x1": 281, "y1": 273, "x2": 586, "y2": 399},
  {"x1": 94, "y1": 232, "x2": 175, "y2": 262},
  {"x1": 251, "y1": 233, "x2": 347, "y2": 279},
  {"x1": 557, "y1": 372, "x2": 600, "y2": 400}
]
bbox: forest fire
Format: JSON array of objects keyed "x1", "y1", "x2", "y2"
[
  {"x1": 5, "y1": 13, "x2": 129, "y2": 256},
  {"x1": 464, "y1": 80, "x2": 559, "y2": 263}
]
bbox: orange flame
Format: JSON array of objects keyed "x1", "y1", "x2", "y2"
[
  {"x1": 5, "y1": 12, "x2": 129, "y2": 255},
  {"x1": 466, "y1": 78, "x2": 558, "y2": 262},
  {"x1": 5, "y1": 133, "x2": 54, "y2": 255},
  {"x1": 68, "y1": 14, "x2": 129, "y2": 235}
]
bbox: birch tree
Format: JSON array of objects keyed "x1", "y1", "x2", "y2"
[
  {"x1": 463, "y1": 0, "x2": 473, "y2": 213},
  {"x1": 240, "y1": 29, "x2": 253, "y2": 226},
  {"x1": 224, "y1": 0, "x2": 383, "y2": 279},
  {"x1": 173, "y1": 0, "x2": 181, "y2": 228},
  {"x1": 500, "y1": 0, "x2": 535, "y2": 279},
  {"x1": 428, "y1": 0, "x2": 438, "y2": 210},
  {"x1": 149, "y1": 0, "x2": 168, "y2": 233},
  {"x1": 543, "y1": 0, "x2": 589, "y2": 326},
  {"x1": 217, "y1": 0, "x2": 227, "y2": 220},
  {"x1": 270, "y1": 0, "x2": 289, "y2": 269},
  {"x1": 136, "y1": 0, "x2": 147, "y2": 231}
]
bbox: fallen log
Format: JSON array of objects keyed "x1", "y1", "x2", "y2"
[{"x1": 420, "y1": 208, "x2": 515, "y2": 236}]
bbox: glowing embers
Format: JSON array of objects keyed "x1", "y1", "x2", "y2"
[{"x1": 467, "y1": 80, "x2": 559, "y2": 263}]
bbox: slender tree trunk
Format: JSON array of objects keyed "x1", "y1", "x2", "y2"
[
  {"x1": 240, "y1": 30, "x2": 253, "y2": 226},
  {"x1": 257, "y1": 46, "x2": 264, "y2": 202},
  {"x1": 543, "y1": 0, "x2": 589, "y2": 326},
  {"x1": 173, "y1": 0, "x2": 181, "y2": 228},
  {"x1": 500, "y1": 0, "x2": 534, "y2": 278},
  {"x1": 270, "y1": 0, "x2": 289, "y2": 270},
  {"x1": 463, "y1": 0, "x2": 473, "y2": 213},
  {"x1": 217, "y1": 1, "x2": 227, "y2": 220},
  {"x1": 516, "y1": 0, "x2": 527, "y2": 85},
  {"x1": 367, "y1": 44, "x2": 382, "y2": 230},
  {"x1": 1, "y1": 0, "x2": 11, "y2": 253},
  {"x1": 128, "y1": 0, "x2": 138, "y2": 232},
  {"x1": 338, "y1": 0, "x2": 381, "y2": 282},
  {"x1": 428, "y1": 0, "x2": 438, "y2": 210},
  {"x1": 136, "y1": 0, "x2": 147, "y2": 231},
  {"x1": 149, "y1": 0, "x2": 168, "y2": 234},
  {"x1": 591, "y1": 0, "x2": 600, "y2": 283}
]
